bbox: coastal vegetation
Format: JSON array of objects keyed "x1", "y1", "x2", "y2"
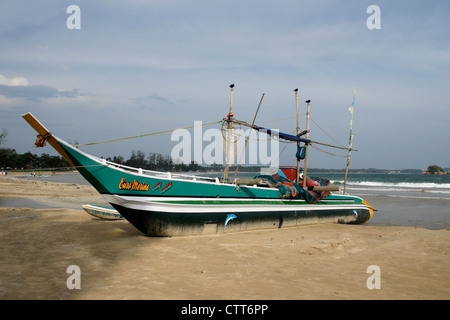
[
  {"x1": 425, "y1": 165, "x2": 450, "y2": 175},
  {"x1": 0, "y1": 148, "x2": 261, "y2": 172},
  {"x1": 0, "y1": 148, "x2": 69, "y2": 170},
  {"x1": 1, "y1": 141, "x2": 449, "y2": 174}
]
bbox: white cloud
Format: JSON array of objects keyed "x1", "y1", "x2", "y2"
[
  {"x1": 0, "y1": 74, "x2": 84, "y2": 103},
  {"x1": 0, "y1": 74, "x2": 30, "y2": 86}
]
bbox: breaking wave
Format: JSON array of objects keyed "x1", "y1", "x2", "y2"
[{"x1": 333, "y1": 180, "x2": 450, "y2": 190}]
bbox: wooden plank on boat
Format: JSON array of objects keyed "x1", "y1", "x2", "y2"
[
  {"x1": 311, "y1": 185, "x2": 341, "y2": 192},
  {"x1": 235, "y1": 178, "x2": 264, "y2": 186},
  {"x1": 82, "y1": 204, "x2": 124, "y2": 220}
]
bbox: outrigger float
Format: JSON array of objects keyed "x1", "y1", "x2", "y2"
[
  {"x1": 82, "y1": 204, "x2": 123, "y2": 220},
  {"x1": 22, "y1": 86, "x2": 374, "y2": 237}
]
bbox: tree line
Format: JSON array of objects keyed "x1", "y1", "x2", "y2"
[
  {"x1": 0, "y1": 147, "x2": 261, "y2": 172},
  {"x1": 2, "y1": 147, "x2": 441, "y2": 174},
  {"x1": 102, "y1": 150, "x2": 260, "y2": 172},
  {"x1": 0, "y1": 148, "x2": 69, "y2": 170}
]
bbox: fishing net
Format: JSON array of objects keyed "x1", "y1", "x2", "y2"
[{"x1": 254, "y1": 173, "x2": 330, "y2": 203}]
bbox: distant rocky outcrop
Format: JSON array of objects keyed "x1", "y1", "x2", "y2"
[{"x1": 424, "y1": 165, "x2": 450, "y2": 175}]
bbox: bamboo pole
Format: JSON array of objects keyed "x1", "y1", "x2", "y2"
[
  {"x1": 294, "y1": 89, "x2": 301, "y2": 184},
  {"x1": 343, "y1": 88, "x2": 356, "y2": 194},
  {"x1": 343, "y1": 148, "x2": 352, "y2": 194},
  {"x1": 223, "y1": 84, "x2": 234, "y2": 181},
  {"x1": 302, "y1": 100, "x2": 311, "y2": 189}
]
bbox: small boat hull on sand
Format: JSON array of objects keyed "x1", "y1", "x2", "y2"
[{"x1": 82, "y1": 204, "x2": 124, "y2": 220}]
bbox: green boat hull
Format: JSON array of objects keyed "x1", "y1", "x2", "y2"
[{"x1": 59, "y1": 136, "x2": 373, "y2": 236}]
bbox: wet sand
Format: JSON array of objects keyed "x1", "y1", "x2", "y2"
[{"x1": 0, "y1": 175, "x2": 449, "y2": 300}]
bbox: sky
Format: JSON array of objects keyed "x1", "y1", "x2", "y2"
[{"x1": 1, "y1": 0, "x2": 449, "y2": 170}]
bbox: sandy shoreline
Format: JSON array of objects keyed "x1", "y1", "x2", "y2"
[{"x1": 0, "y1": 175, "x2": 449, "y2": 300}]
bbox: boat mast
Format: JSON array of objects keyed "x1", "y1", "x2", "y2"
[
  {"x1": 343, "y1": 88, "x2": 355, "y2": 194},
  {"x1": 302, "y1": 99, "x2": 311, "y2": 188},
  {"x1": 223, "y1": 84, "x2": 234, "y2": 181},
  {"x1": 294, "y1": 89, "x2": 301, "y2": 183}
]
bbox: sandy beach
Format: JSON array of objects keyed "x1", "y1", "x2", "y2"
[{"x1": 0, "y1": 174, "x2": 449, "y2": 300}]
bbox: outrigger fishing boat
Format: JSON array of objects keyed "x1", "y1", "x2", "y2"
[{"x1": 22, "y1": 86, "x2": 374, "y2": 237}]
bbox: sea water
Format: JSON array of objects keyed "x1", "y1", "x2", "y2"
[
  {"x1": 13, "y1": 172, "x2": 450, "y2": 229},
  {"x1": 333, "y1": 173, "x2": 450, "y2": 229}
]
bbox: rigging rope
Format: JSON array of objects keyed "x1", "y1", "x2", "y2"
[
  {"x1": 310, "y1": 117, "x2": 346, "y2": 148},
  {"x1": 74, "y1": 120, "x2": 221, "y2": 147},
  {"x1": 72, "y1": 113, "x2": 353, "y2": 160},
  {"x1": 257, "y1": 114, "x2": 348, "y2": 151},
  {"x1": 310, "y1": 144, "x2": 347, "y2": 157}
]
